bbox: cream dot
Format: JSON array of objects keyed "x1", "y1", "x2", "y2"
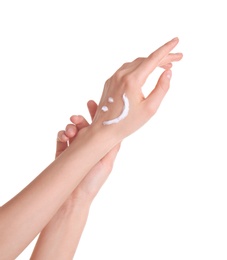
[
  {"x1": 101, "y1": 106, "x2": 108, "y2": 112},
  {"x1": 108, "y1": 97, "x2": 114, "y2": 103}
]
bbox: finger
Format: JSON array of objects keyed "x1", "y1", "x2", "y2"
[
  {"x1": 65, "y1": 124, "x2": 78, "y2": 139},
  {"x1": 87, "y1": 100, "x2": 98, "y2": 120},
  {"x1": 57, "y1": 130, "x2": 69, "y2": 142},
  {"x1": 159, "y1": 53, "x2": 183, "y2": 67},
  {"x1": 70, "y1": 115, "x2": 89, "y2": 130},
  {"x1": 134, "y1": 37, "x2": 179, "y2": 84},
  {"x1": 56, "y1": 130, "x2": 69, "y2": 158},
  {"x1": 65, "y1": 124, "x2": 78, "y2": 145},
  {"x1": 69, "y1": 116, "x2": 90, "y2": 144},
  {"x1": 143, "y1": 69, "x2": 172, "y2": 115},
  {"x1": 160, "y1": 63, "x2": 172, "y2": 69},
  {"x1": 118, "y1": 53, "x2": 182, "y2": 74}
]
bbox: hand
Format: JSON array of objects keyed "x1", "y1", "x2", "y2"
[
  {"x1": 91, "y1": 37, "x2": 183, "y2": 141},
  {"x1": 56, "y1": 100, "x2": 121, "y2": 203}
]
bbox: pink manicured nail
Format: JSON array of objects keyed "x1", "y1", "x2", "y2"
[{"x1": 166, "y1": 70, "x2": 172, "y2": 79}]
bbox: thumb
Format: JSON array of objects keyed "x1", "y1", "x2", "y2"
[
  {"x1": 143, "y1": 69, "x2": 172, "y2": 115},
  {"x1": 87, "y1": 100, "x2": 98, "y2": 120}
]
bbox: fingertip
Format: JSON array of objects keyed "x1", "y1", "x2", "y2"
[
  {"x1": 87, "y1": 100, "x2": 92, "y2": 106},
  {"x1": 65, "y1": 124, "x2": 77, "y2": 137},
  {"x1": 165, "y1": 69, "x2": 172, "y2": 80},
  {"x1": 87, "y1": 100, "x2": 92, "y2": 108},
  {"x1": 87, "y1": 99, "x2": 97, "y2": 108},
  {"x1": 160, "y1": 63, "x2": 172, "y2": 69},
  {"x1": 172, "y1": 37, "x2": 179, "y2": 42},
  {"x1": 70, "y1": 115, "x2": 85, "y2": 125},
  {"x1": 158, "y1": 69, "x2": 172, "y2": 93},
  {"x1": 87, "y1": 100, "x2": 98, "y2": 120},
  {"x1": 76, "y1": 115, "x2": 86, "y2": 124},
  {"x1": 176, "y1": 52, "x2": 183, "y2": 60},
  {"x1": 70, "y1": 115, "x2": 78, "y2": 123},
  {"x1": 167, "y1": 37, "x2": 179, "y2": 48},
  {"x1": 57, "y1": 131, "x2": 69, "y2": 142}
]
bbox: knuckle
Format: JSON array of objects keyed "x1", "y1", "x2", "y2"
[
  {"x1": 104, "y1": 79, "x2": 110, "y2": 89},
  {"x1": 113, "y1": 70, "x2": 124, "y2": 83},
  {"x1": 147, "y1": 103, "x2": 158, "y2": 116},
  {"x1": 121, "y1": 74, "x2": 135, "y2": 87},
  {"x1": 133, "y1": 57, "x2": 143, "y2": 63},
  {"x1": 120, "y1": 62, "x2": 130, "y2": 69},
  {"x1": 112, "y1": 68, "x2": 138, "y2": 88}
]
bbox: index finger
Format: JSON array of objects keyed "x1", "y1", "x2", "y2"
[{"x1": 134, "y1": 37, "x2": 180, "y2": 85}]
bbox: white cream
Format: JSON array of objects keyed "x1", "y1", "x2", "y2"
[
  {"x1": 101, "y1": 106, "x2": 108, "y2": 112},
  {"x1": 108, "y1": 97, "x2": 114, "y2": 103},
  {"x1": 103, "y1": 93, "x2": 129, "y2": 125}
]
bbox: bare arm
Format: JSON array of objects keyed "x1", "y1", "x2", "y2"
[
  {"x1": 0, "y1": 37, "x2": 182, "y2": 259},
  {"x1": 30, "y1": 48, "x2": 183, "y2": 259},
  {"x1": 30, "y1": 199, "x2": 91, "y2": 260},
  {"x1": 0, "y1": 126, "x2": 115, "y2": 259},
  {"x1": 31, "y1": 103, "x2": 120, "y2": 259}
]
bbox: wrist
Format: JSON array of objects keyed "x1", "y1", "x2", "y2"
[
  {"x1": 70, "y1": 123, "x2": 119, "y2": 156},
  {"x1": 59, "y1": 194, "x2": 92, "y2": 216}
]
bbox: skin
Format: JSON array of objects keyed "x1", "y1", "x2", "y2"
[
  {"x1": 31, "y1": 102, "x2": 121, "y2": 259},
  {"x1": 0, "y1": 37, "x2": 182, "y2": 259}
]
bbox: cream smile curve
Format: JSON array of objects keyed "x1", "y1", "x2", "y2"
[{"x1": 103, "y1": 94, "x2": 129, "y2": 125}]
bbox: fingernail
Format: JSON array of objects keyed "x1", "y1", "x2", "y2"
[{"x1": 166, "y1": 70, "x2": 172, "y2": 79}]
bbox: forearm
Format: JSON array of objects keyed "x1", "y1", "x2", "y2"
[
  {"x1": 0, "y1": 127, "x2": 117, "y2": 259},
  {"x1": 30, "y1": 199, "x2": 91, "y2": 260}
]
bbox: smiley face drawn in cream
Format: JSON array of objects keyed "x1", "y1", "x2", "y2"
[{"x1": 102, "y1": 93, "x2": 129, "y2": 125}]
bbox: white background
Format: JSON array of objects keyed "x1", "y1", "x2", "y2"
[{"x1": 0, "y1": 1, "x2": 226, "y2": 259}]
